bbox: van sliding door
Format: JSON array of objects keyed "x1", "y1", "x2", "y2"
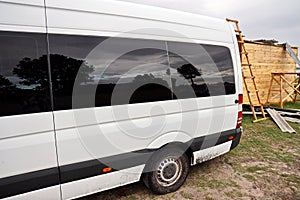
[{"x1": 0, "y1": 0, "x2": 60, "y2": 199}]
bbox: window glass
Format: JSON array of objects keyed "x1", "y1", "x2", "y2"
[
  {"x1": 49, "y1": 35, "x2": 171, "y2": 110},
  {"x1": 167, "y1": 42, "x2": 235, "y2": 99},
  {"x1": 0, "y1": 31, "x2": 51, "y2": 116},
  {"x1": 48, "y1": 34, "x2": 103, "y2": 110},
  {"x1": 96, "y1": 47, "x2": 171, "y2": 106}
]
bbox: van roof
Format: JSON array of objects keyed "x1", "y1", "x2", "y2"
[
  {"x1": 47, "y1": 0, "x2": 229, "y2": 32},
  {"x1": 2, "y1": 0, "x2": 233, "y2": 43}
]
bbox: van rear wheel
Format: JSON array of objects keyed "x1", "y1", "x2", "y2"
[{"x1": 142, "y1": 147, "x2": 189, "y2": 194}]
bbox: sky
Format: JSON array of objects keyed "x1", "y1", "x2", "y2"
[{"x1": 116, "y1": 0, "x2": 300, "y2": 48}]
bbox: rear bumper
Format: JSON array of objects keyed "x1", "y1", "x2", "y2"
[
  {"x1": 230, "y1": 127, "x2": 242, "y2": 150},
  {"x1": 190, "y1": 127, "x2": 242, "y2": 165},
  {"x1": 189, "y1": 127, "x2": 242, "y2": 152}
]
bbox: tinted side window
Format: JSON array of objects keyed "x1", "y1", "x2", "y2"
[
  {"x1": 48, "y1": 34, "x2": 105, "y2": 110},
  {"x1": 0, "y1": 31, "x2": 51, "y2": 117},
  {"x1": 49, "y1": 35, "x2": 171, "y2": 110},
  {"x1": 96, "y1": 46, "x2": 171, "y2": 106},
  {"x1": 167, "y1": 42, "x2": 235, "y2": 99}
]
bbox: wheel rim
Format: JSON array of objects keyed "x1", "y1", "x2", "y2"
[{"x1": 155, "y1": 156, "x2": 182, "y2": 187}]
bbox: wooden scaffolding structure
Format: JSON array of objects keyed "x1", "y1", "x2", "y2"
[{"x1": 266, "y1": 72, "x2": 300, "y2": 108}]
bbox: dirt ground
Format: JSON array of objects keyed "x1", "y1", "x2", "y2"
[{"x1": 82, "y1": 116, "x2": 300, "y2": 200}]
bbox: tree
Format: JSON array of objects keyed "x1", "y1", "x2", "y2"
[
  {"x1": 177, "y1": 64, "x2": 201, "y2": 86},
  {"x1": 13, "y1": 56, "x2": 49, "y2": 91},
  {"x1": 0, "y1": 75, "x2": 18, "y2": 107},
  {"x1": 13, "y1": 54, "x2": 94, "y2": 93},
  {"x1": 0, "y1": 75, "x2": 13, "y2": 88}
]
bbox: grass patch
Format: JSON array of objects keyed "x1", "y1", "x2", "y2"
[
  {"x1": 204, "y1": 196, "x2": 217, "y2": 200},
  {"x1": 180, "y1": 191, "x2": 194, "y2": 199},
  {"x1": 197, "y1": 179, "x2": 239, "y2": 190},
  {"x1": 124, "y1": 196, "x2": 137, "y2": 200},
  {"x1": 269, "y1": 94, "x2": 300, "y2": 109},
  {"x1": 237, "y1": 115, "x2": 300, "y2": 161},
  {"x1": 246, "y1": 166, "x2": 268, "y2": 173},
  {"x1": 225, "y1": 190, "x2": 244, "y2": 199},
  {"x1": 243, "y1": 174, "x2": 256, "y2": 182},
  {"x1": 269, "y1": 101, "x2": 300, "y2": 110},
  {"x1": 284, "y1": 174, "x2": 300, "y2": 185},
  {"x1": 232, "y1": 189, "x2": 244, "y2": 197}
]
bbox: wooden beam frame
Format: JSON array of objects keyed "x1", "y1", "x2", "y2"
[{"x1": 266, "y1": 72, "x2": 300, "y2": 108}]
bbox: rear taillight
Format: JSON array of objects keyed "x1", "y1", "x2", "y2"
[
  {"x1": 236, "y1": 93, "x2": 243, "y2": 128},
  {"x1": 238, "y1": 94, "x2": 243, "y2": 104},
  {"x1": 236, "y1": 111, "x2": 242, "y2": 128}
]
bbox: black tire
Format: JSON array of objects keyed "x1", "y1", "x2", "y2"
[{"x1": 142, "y1": 147, "x2": 189, "y2": 194}]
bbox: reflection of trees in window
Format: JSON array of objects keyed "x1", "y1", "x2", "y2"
[
  {"x1": 0, "y1": 75, "x2": 14, "y2": 88},
  {"x1": 0, "y1": 74, "x2": 16, "y2": 100},
  {"x1": 13, "y1": 56, "x2": 49, "y2": 91},
  {"x1": 133, "y1": 73, "x2": 155, "y2": 82},
  {"x1": 132, "y1": 73, "x2": 169, "y2": 86},
  {"x1": 130, "y1": 73, "x2": 172, "y2": 104},
  {"x1": 177, "y1": 64, "x2": 202, "y2": 86},
  {"x1": 49, "y1": 54, "x2": 94, "y2": 95},
  {"x1": 0, "y1": 54, "x2": 95, "y2": 114},
  {"x1": 168, "y1": 42, "x2": 235, "y2": 98},
  {"x1": 13, "y1": 54, "x2": 94, "y2": 94},
  {"x1": 99, "y1": 72, "x2": 171, "y2": 106}
]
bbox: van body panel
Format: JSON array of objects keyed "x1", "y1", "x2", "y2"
[
  {"x1": 61, "y1": 165, "x2": 144, "y2": 200},
  {"x1": 0, "y1": 0, "x2": 46, "y2": 32},
  {"x1": 54, "y1": 95, "x2": 237, "y2": 165},
  {"x1": 3, "y1": 185, "x2": 61, "y2": 200},
  {"x1": 45, "y1": 0, "x2": 232, "y2": 43},
  {"x1": 0, "y1": 114, "x2": 57, "y2": 178}
]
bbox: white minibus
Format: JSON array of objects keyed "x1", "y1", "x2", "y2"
[{"x1": 0, "y1": 0, "x2": 243, "y2": 199}]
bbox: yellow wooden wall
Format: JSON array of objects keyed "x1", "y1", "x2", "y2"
[{"x1": 242, "y1": 41, "x2": 298, "y2": 105}]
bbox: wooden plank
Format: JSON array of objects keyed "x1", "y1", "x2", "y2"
[
  {"x1": 283, "y1": 117, "x2": 300, "y2": 124},
  {"x1": 266, "y1": 108, "x2": 295, "y2": 133}
]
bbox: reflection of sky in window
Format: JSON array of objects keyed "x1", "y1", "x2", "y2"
[
  {"x1": 89, "y1": 49, "x2": 169, "y2": 84},
  {"x1": 0, "y1": 35, "x2": 42, "y2": 82},
  {"x1": 49, "y1": 35, "x2": 102, "y2": 59},
  {"x1": 49, "y1": 36, "x2": 170, "y2": 85},
  {"x1": 168, "y1": 44, "x2": 234, "y2": 81},
  {"x1": 48, "y1": 36, "x2": 165, "y2": 69}
]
